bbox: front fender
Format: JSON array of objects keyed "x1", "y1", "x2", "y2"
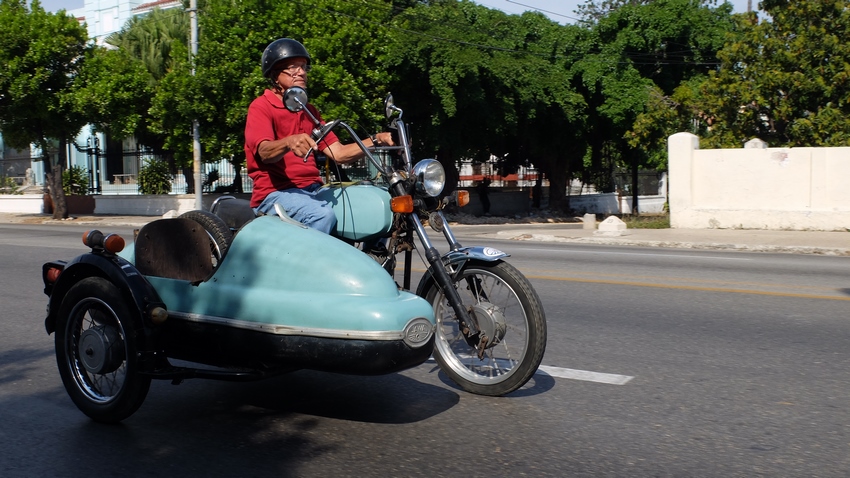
[
  {"x1": 414, "y1": 246, "x2": 509, "y2": 298},
  {"x1": 44, "y1": 253, "x2": 165, "y2": 335}
]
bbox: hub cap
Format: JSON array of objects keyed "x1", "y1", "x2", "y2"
[{"x1": 79, "y1": 325, "x2": 124, "y2": 375}]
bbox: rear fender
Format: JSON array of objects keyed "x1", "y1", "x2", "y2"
[
  {"x1": 414, "y1": 246, "x2": 509, "y2": 298},
  {"x1": 44, "y1": 253, "x2": 165, "y2": 335}
]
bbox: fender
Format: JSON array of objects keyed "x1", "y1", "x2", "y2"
[
  {"x1": 43, "y1": 252, "x2": 166, "y2": 336},
  {"x1": 414, "y1": 246, "x2": 509, "y2": 298}
]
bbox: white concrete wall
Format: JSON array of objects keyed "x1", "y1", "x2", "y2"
[
  {"x1": 0, "y1": 194, "x2": 225, "y2": 215},
  {"x1": 95, "y1": 195, "x2": 210, "y2": 216},
  {"x1": 0, "y1": 196, "x2": 44, "y2": 213},
  {"x1": 668, "y1": 132, "x2": 850, "y2": 231},
  {"x1": 569, "y1": 193, "x2": 667, "y2": 215}
]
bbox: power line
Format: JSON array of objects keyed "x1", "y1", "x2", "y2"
[
  {"x1": 289, "y1": 0, "x2": 722, "y2": 66},
  {"x1": 505, "y1": 0, "x2": 583, "y2": 23}
]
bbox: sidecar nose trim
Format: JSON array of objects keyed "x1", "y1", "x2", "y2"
[{"x1": 403, "y1": 317, "x2": 434, "y2": 348}]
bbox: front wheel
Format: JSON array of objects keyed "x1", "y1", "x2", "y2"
[
  {"x1": 55, "y1": 277, "x2": 151, "y2": 423},
  {"x1": 424, "y1": 261, "x2": 546, "y2": 396}
]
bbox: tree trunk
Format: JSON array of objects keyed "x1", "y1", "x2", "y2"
[
  {"x1": 184, "y1": 168, "x2": 195, "y2": 194},
  {"x1": 631, "y1": 153, "x2": 640, "y2": 216},
  {"x1": 230, "y1": 156, "x2": 244, "y2": 194},
  {"x1": 434, "y1": 147, "x2": 459, "y2": 196},
  {"x1": 547, "y1": 163, "x2": 569, "y2": 212},
  {"x1": 44, "y1": 141, "x2": 68, "y2": 219}
]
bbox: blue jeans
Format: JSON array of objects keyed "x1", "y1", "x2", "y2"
[{"x1": 255, "y1": 183, "x2": 337, "y2": 234}]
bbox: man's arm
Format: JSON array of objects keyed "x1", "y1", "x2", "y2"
[
  {"x1": 321, "y1": 132, "x2": 394, "y2": 164},
  {"x1": 257, "y1": 134, "x2": 317, "y2": 163}
]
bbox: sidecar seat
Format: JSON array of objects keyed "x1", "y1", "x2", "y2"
[
  {"x1": 134, "y1": 218, "x2": 215, "y2": 283},
  {"x1": 210, "y1": 196, "x2": 256, "y2": 231}
]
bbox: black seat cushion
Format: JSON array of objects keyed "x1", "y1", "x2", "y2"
[
  {"x1": 213, "y1": 198, "x2": 256, "y2": 230},
  {"x1": 135, "y1": 218, "x2": 214, "y2": 282}
]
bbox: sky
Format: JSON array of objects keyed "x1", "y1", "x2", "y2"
[
  {"x1": 472, "y1": 0, "x2": 755, "y2": 24},
  {"x1": 36, "y1": 0, "x2": 756, "y2": 23}
]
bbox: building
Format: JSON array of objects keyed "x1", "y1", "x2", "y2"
[
  {"x1": 68, "y1": 0, "x2": 181, "y2": 44},
  {"x1": 1, "y1": 1, "x2": 182, "y2": 194}
]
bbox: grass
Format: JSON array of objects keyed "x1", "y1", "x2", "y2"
[{"x1": 622, "y1": 213, "x2": 670, "y2": 229}]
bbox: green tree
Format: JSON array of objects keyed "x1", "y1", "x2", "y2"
[
  {"x1": 65, "y1": 46, "x2": 153, "y2": 142},
  {"x1": 0, "y1": 0, "x2": 88, "y2": 219},
  {"x1": 105, "y1": 7, "x2": 189, "y2": 83},
  {"x1": 701, "y1": 0, "x2": 850, "y2": 147},
  {"x1": 571, "y1": 0, "x2": 735, "y2": 211},
  {"x1": 148, "y1": 0, "x2": 397, "y2": 194},
  {"x1": 386, "y1": 0, "x2": 587, "y2": 209},
  {"x1": 104, "y1": 6, "x2": 190, "y2": 188}
]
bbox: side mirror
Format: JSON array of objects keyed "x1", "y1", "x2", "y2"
[
  {"x1": 384, "y1": 93, "x2": 402, "y2": 119},
  {"x1": 283, "y1": 87, "x2": 309, "y2": 113},
  {"x1": 384, "y1": 93, "x2": 395, "y2": 119},
  {"x1": 283, "y1": 86, "x2": 321, "y2": 127}
]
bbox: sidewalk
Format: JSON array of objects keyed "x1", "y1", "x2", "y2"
[
  {"x1": 2, "y1": 212, "x2": 849, "y2": 256},
  {"x1": 450, "y1": 223, "x2": 850, "y2": 256}
]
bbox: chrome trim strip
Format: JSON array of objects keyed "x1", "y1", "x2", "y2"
[{"x1": 168, "y1": 311, "x2": 425, "y2": 341}]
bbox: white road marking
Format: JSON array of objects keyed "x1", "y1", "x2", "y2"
[
  {"x1": 427, "y1": 358, "x2": 633, "y2": 385},
  {"x1": 536, "y1": 365, "x2": 634, "y2": 385}
]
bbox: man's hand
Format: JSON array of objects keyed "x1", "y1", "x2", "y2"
[
  {"x1": 373, "y1": 132, "x2": 394, "y2": 146},
  {"x1": 285, "y1": 133, "x2": 317, "y2": 157}
]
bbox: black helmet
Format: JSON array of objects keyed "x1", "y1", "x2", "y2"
[{"x1": 261, "y1": 38, "x2": 311, "y2": 78}]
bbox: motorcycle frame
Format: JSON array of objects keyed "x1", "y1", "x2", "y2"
[{"x1": 316, "y1": 117, "x2": 500, "y2": 343}]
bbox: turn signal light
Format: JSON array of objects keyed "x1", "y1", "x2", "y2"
[
  {"x1": 455, "y1": 190, "x2": 470, "y2": 207},
  {"x1": 46, "y1": 267, "x2": 62, "y2": 284},
  {"x1": 103, "y1": 234, "x2": 126, "y2": 253},
  {"x1": 391, "y1": 195, "x2": 414, "y2": 213},
  {"x1": 83, "y1": 230, "x2": 126, "y2": 254}
]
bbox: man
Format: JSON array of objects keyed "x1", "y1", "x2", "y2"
[{"x1": 244, "y1": 38, "x2": 393, "y2": 233}]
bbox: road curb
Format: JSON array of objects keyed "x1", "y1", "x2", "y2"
[{"x1": 491, "y1": 232, "x2": 850, "y2": 256}]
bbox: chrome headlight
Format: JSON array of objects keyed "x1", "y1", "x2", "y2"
[{"x1": 412, "y1": 159, "x2": 445, "y2": 197}]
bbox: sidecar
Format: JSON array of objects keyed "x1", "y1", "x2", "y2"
[{"x1": 41, "y1": 202, "x2": 435, "y2": 423}]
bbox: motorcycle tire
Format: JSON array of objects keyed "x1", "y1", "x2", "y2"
[
  {"x1": 424, "y1": 260, "x2": 547, "y2": 396},
  {"x1": 55, "y1": 277, "x2": 151, "y2": 423},
  {"x1": 179, "y1": 210, "x2": 232, "y2": 267}
]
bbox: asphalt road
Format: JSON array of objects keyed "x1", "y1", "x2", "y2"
[{"x1": 2, "y1": 224, "x2": 850, "y2": 477}]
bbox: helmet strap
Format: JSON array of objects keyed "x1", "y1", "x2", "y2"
[{"x1": 269, "y1": 75, "x2": 286, "y2": 96}]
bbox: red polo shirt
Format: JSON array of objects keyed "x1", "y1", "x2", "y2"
[{"x1": 244, "y1": 89, "x2": 338, "y2": 207}]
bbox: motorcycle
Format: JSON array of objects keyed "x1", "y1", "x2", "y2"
[{"x1": 40, "y1": 90, "x2": 547, "y2": 423}]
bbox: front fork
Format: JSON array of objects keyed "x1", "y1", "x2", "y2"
[{"x1": 406, "y1": 212, "x2": 490, "y2": 356}]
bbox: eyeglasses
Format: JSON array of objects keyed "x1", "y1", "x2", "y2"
[{"x1": 278, "y1": 63, "x2": 311, "y2": 76}]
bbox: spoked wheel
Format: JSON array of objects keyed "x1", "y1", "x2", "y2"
[
  {"x1": 425, "y1": 261, "x2": 547, "y2": 396},
  {"x1": 179, "y1": 210, "x2": 232, "y2": 267},
  {"x1": 55, "y1": 277, "x2": 151, "y2": 423}
]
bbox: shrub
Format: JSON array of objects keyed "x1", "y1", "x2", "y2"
[
  {"x1": 62, "y1": 165, "x2": 90, "y2": 195},
  {"x1": 0, "y1": 175, "x2": 21, "y2": 195},
  {"x1": 623, "y1": 213, "x2": 670, "y2": 229},
  {"x1": 137, "y1": 159, "x2": 172, "y2": 195}
]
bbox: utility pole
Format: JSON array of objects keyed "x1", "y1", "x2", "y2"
[{"x1": 190, "y1": 0, "x2": 202, "y2": 210}]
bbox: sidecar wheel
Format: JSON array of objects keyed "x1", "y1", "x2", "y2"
[
  {"x1": 425, "y1": 261, "x2": 547, "y2": 396},
  {"x1": 180, "y1": 210, "x2": 232, "y2": 266},
  {"x1": 55, "y1": 277, "x2": 151, "y2": 423}
]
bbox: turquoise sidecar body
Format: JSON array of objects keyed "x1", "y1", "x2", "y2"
[{"x1": 116, "y1": 211, "x2": 435, "y2": 375}]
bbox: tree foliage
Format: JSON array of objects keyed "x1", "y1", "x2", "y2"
[
  {"x1": 105, "y1": 7, "x2": 189, "y2": 83},
  {"x1": 699, "y1": 0, "x2": 850, "y2": 147},
  {"x1": 66, "y1": 46, "x2": 153, "y2": 141},
  {"x1": 0, "y1": 0, "x2": 88, "y2": 218},
  {"x1": 385, "y1": 1, "x2": 587, "y2": 205},
  {"x1": 145, "y1": 0, "x2": 397, "y2": 193},
  {"x1": 7, "y1": 0, "x2": 846, "y2": 215},
  {"x1": 538, "y1": 0, "x2": 735, "y2": 211}
]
